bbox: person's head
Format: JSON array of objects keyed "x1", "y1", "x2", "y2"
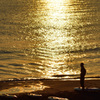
[{"x1": 80, "y1": 63, "x2": 84, "y2": 67}]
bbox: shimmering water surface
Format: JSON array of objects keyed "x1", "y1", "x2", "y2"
[{"x1": 0, "y1": 0, "x2": 100, "y2": 81}]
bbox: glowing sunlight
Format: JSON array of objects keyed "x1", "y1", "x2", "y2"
[{"x1": 38, "y1": 0, "x2": 79, "y2": 77}]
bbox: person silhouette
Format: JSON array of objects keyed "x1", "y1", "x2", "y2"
[{"x1": 80, "y1": 63, "x2": 86, "y2": 91}]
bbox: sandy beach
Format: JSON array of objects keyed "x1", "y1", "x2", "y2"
[{"x1": 0, "y1": 79, "x2": 100, "y2": 100}]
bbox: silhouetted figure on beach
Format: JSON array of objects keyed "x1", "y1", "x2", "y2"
[{"x1": 80, "y1": 63, "x2": 86, "y2": 91}]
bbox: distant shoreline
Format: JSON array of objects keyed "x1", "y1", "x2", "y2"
[{"x1": 0, "y1": 76, "x2": 100, "y2": 82}]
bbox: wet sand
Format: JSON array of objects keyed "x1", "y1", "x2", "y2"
[{"x1": 0, "y1": 79, "x2": 100, "y2": 100}]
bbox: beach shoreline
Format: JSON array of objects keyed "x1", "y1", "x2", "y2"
[{"x1": 0, "y1": 79, "x2": 100, "y2": 100}]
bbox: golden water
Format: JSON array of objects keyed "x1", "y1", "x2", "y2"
[{"x1": 0, "y1": 0, "x2": 100, "y2": 80}]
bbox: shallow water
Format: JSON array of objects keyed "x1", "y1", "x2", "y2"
[
  {"x1": 0, "y1": 81, "x2": 49, "y2": 95},
  {"x1": 0, "y1": 0, "x2": 100, "y2": 81}
]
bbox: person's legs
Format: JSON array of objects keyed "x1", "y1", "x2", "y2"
[{"x1": 80, "y1": 77, "x2": 84, "y2": 90}]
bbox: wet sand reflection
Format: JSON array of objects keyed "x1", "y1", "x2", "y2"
[{"x1": 0, "y1": 81, "x2": 49, "y2": 95}]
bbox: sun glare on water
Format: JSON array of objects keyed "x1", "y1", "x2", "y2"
[
  {"x1": 37, "y1": 0, "x2": 79, "y2": 78},
  {"x1": 24, "y1": 0, "x2": 80, "y2": 78}
]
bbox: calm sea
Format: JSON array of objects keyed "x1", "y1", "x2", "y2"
[{"x1": 0, "y1": 0, "x2": 100, "y2": 81}]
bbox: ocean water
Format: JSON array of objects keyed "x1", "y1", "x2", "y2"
[{"x1": 0, "y1": 0, "x2": 100, "y2": 81}]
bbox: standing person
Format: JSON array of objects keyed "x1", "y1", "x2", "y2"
[{"x1": 80, "y1": 63, "x2": 86, "y2": 91}]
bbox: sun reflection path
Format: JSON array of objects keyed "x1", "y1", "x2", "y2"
[
  {"x1": 44, "y1": 0, "x2": 67, "y2": 28},
  {"x1": 38, "y1": 0, "x2": 80, "y2": 78},
  {"x1": 25, "y1": 0, "x2": 81, "y2": 78}
]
